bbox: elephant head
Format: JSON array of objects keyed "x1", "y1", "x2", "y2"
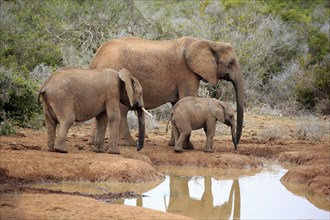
[
  {"x1": 118, "y1": 68, "x2": 145, "y2": 151},
  {"x1": 185, "y1": 39, "x2": 244, "y2": 145},
  {"x1": 209, "y1": 99, "x2": 237, "y2": 150}
]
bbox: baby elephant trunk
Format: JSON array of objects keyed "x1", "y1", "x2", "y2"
[
  {"x1": 136, "y1": 108, "x2": 145, "y2": 151},
  {"x1": 231, "y1": 125, "x2": 238, "y2": 150}
]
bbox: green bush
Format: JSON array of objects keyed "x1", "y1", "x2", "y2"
[
  {"x1": 0, "y1": 1, "x2": 62, "y2": 71},
  {"x1": 0, "y1": 0, "x2": 329, "y2": 131},
  {"x1": 0, "y1": 120, "x2": 16, "y2": 136},
  {"x1": 294, "y1": 55, "x2": 330, "y2": 113},
  {"x1": 0, "y1": 67, "x2": 42, "y2": 128}
]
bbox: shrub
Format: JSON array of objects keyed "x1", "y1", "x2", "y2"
[
  {"x1": 255, "y1": 125, "x2": 287, "y2": 142},
  {"x1": 0, "y1": 66, "x2": 42, "y2": 128},
  {"x1": 294, "y1": 117, "x2": 325, "y2": 141},
  {"x1": 0, "y1": 120, "x2": 16, "y2": 136}
]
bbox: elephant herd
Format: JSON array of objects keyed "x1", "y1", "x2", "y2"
[{"x1": 39, "y1": 36, "x2": 244, "y2": 154}]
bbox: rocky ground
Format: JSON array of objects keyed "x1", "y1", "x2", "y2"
[{"x1": 0, "y1": 113, "x2": 329, "y2": 219}]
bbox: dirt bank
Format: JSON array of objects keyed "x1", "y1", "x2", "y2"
[
  {"x1": 1, "y1": 193, "x2": 191, "y2": 220},
  {"x1": 1, "y1": 113, "x2": 329, "y2": 218}
]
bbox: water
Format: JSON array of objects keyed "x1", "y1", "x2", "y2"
[
  {"x1": 121, "y1": 164, "x2": 329, "y2": 219},
  {"x1": 31, "y1": 163, "x2": 330, "y2": 219}
]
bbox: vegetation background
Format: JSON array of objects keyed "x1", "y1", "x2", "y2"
[{"x1": 0, "y1": 0, "x2": 329, "y2": 134}]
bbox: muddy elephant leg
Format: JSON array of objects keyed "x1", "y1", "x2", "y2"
[
  {"x1": 45, "y1": 114, "x2": 57, "y2": 152},
  {"x1": 107, "y1": 107, "x2": 121, "y2": 154},
  {"x1": 170, "y1": 133, "x2": 193, "y2": 149},
  {"x1": 54, "y1": 119, "x2": 74, "y2": 153},
  {"x1": 203, "y1": 121, "x2": 216, "y2": 153},
  {"x1": 92, "y1": 112, "x2": 107, "y2": 153},
  {"x1": 172, "y1": 122, "x2": 179, "y2": 143},
  {"x1": 174, "y1": 123, "x2": 191, "y2": 153},
  {"x1": 119, "y1": 105, "x2": 136, "y2": 146},
  {"x1": 86, "y1": 118, "x2": 96, "y2": 145},
  {"x1": 183, "y1": 134, "x2": 194, "y2": 150},
  {"x1": 168, "y1": 128, "x2": 175, "y2": 146},
  {"x1": 169, "y1": 127, "x2": 194, "y2": 149},
  {"x1": 174, "y1": 131, "x2": 189, "y2": 153},
  {"x1": 168, "y1": 102, "x2": 176, "y2": 146}
]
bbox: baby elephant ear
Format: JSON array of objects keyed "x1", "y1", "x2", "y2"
[
  {"x1": 119, "y1": 68, "x2": 134, "y2": 107},
  {"x1": 208, "y1": 98, "x2": 225, "y2": 122}
]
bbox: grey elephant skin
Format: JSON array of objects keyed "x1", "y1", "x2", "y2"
[
  {"x1": 88, "y1": 37, "x2": 244, "y2": 147},
  {"x1": 166, "y1": 97, "x2": 237, "y2": 153},
  {"x1": 39, "y1": 67, "x2": 145, "y2": 154}
]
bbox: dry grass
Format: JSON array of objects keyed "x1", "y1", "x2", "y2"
[
  {"x1": 254, "y1": 125, "x2": 288, "y2": 142},
  {"x1": 293, "y1": 116, "x2": 328, "y2": 141}
]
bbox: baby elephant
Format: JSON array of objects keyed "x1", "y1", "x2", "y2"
[
  {"x1": 167, "y1": 97, "x2": 237, "y2": 153},
  {"x1": 39, "y1": 67, "x2": 149, "y2": 154}
]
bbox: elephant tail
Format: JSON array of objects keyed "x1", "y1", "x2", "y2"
[
  {"x1": 38, "y1": 89, "x2": 57, "y2": 122},
  {"x1": 38, "y1": 89, "x2": 44, "y2": 105},
  {"x1": 165, "y1": 111, "x2": 173, "y2": 133}
]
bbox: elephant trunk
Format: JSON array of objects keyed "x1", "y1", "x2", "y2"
[
  {"x1": 136, "y1": 108, "x2": 145, "y2": 151},
  {"x1": 231, "y1": 125, "x2": 237, "y2": 150},
  {"x1": 233, "y1": 74, "x2": 244, "y2": 145}
]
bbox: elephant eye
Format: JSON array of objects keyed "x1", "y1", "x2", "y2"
[{"x1": 228, "y1": 59, "x2": 235, "y2": 67}]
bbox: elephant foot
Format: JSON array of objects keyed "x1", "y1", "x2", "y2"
[
  {"x1": 183, "y1": 141, "x2": 194, "y2": 150},
  {"x1": 108, "y1": 146, "x2": 120, "y2": 154},
  {"x1": 174, "y1": 146, "x2": 184, "y2": 153},
  {"x1": 168, "y1": 139, "x2": 175, "y2": 146},
  {"x1": 204, "y1": 148, "x2": 214, "y2": 153},
  {"x1": 54, "y1": 146, "x2": 68, "y2": 153},
  {"x1": 92, "y1": 146, "x2": 105, "y2": 153},
  {"x1": 48, "y1": 146, "x2": 55, "y2": 152}
]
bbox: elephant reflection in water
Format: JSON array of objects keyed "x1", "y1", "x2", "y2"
[{"x1": 166, "y1": 177, "x2": 241, "y2": 219}]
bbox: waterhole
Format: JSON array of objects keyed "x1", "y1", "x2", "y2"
[{"x1": 31, "y1": 163, "x2": 329, "y2": 219}]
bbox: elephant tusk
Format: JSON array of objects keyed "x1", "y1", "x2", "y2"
[{"x1": 142, "y1": 107, "x2": 154, "y2": 118}]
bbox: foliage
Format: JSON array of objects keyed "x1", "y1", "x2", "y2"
[
  {"x1": 0, "y1": 120, "x2": 16, "y2": 136},
  {"x1": 0, "y1": 0, "x2": 329, "y2": 130},
  {"x1": 0, "y1": 66, "x2": 42, "y2": 128}
]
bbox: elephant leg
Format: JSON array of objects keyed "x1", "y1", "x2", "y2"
[
  {"x1": 45, "y1": 113, "x2": 57, "y2": 152},
  {"x1": 92, "y1": 112, "x2": 107, "y2": 153},
  {"x1": 174, "y1": 131, "x2": 189, "y2": 153},
  {"x1": 174, "y1": 123, "x2": 191, "y2": 153},
  {"x1": 183, "y1": 134, "x2": 194, "y2": 150},
  {"x1": 168, "y1": 128, "x2": 175, "y2": 146},
  {"x1": 107, "y1": 107, "x2": 121, "y2": 154},
  {"x1": 204, "y1": 121, "x2": 216, "y2": 153},
  {"x1": 168, "y1": 102, "x2": 176, "y2": 146},
  {"x1": 54, "y1": 119, "x2": 74, "y2": 153},
  {"x1": 119, "y1": 105, "x2": 136, "y2": 146},
  {"x1": 172, "y1": 122, "x2": 179, "y2": 143},
  {"x1": 86, "y1": 118, "x2": 96, "y2": 145},
  {"x1": 169, "y1": 123, "x2": 193, "y2": 149}
]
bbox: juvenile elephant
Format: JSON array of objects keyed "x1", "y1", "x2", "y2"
[
  {"x1": 88, "y1": 36, "x2": 244, "y2": 148},
  {"x1": 39, "y1": 67, "x2": 148, "y2": 154},
  {"x1": 166, "y1": 97, "x2": 237, "y2": 153}
]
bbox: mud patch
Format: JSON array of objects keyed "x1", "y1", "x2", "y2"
[
  {"x1": 281, "y1": 164, "x2": 330, "y2": 207},
  {"x1": 0, "y1": 193, "x2": 192, "y2": 220},
  {"x1": 0, "y1": 150, "x2": 164, "y2": 183}
]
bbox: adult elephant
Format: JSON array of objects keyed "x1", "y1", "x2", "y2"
[{"x1": 88, "y1": 36, "x2": 244, "y2": 147}]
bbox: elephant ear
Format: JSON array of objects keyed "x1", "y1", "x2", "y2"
[
  {"x1": 208, "y1": 98, "x2": 225, "y2": 122},
  {"x1": 185, "y1": 40, "x2": 218, "y2": 85},
  {"x1": 118, "y1": 68, "x2": 134, "y2": 107}
]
